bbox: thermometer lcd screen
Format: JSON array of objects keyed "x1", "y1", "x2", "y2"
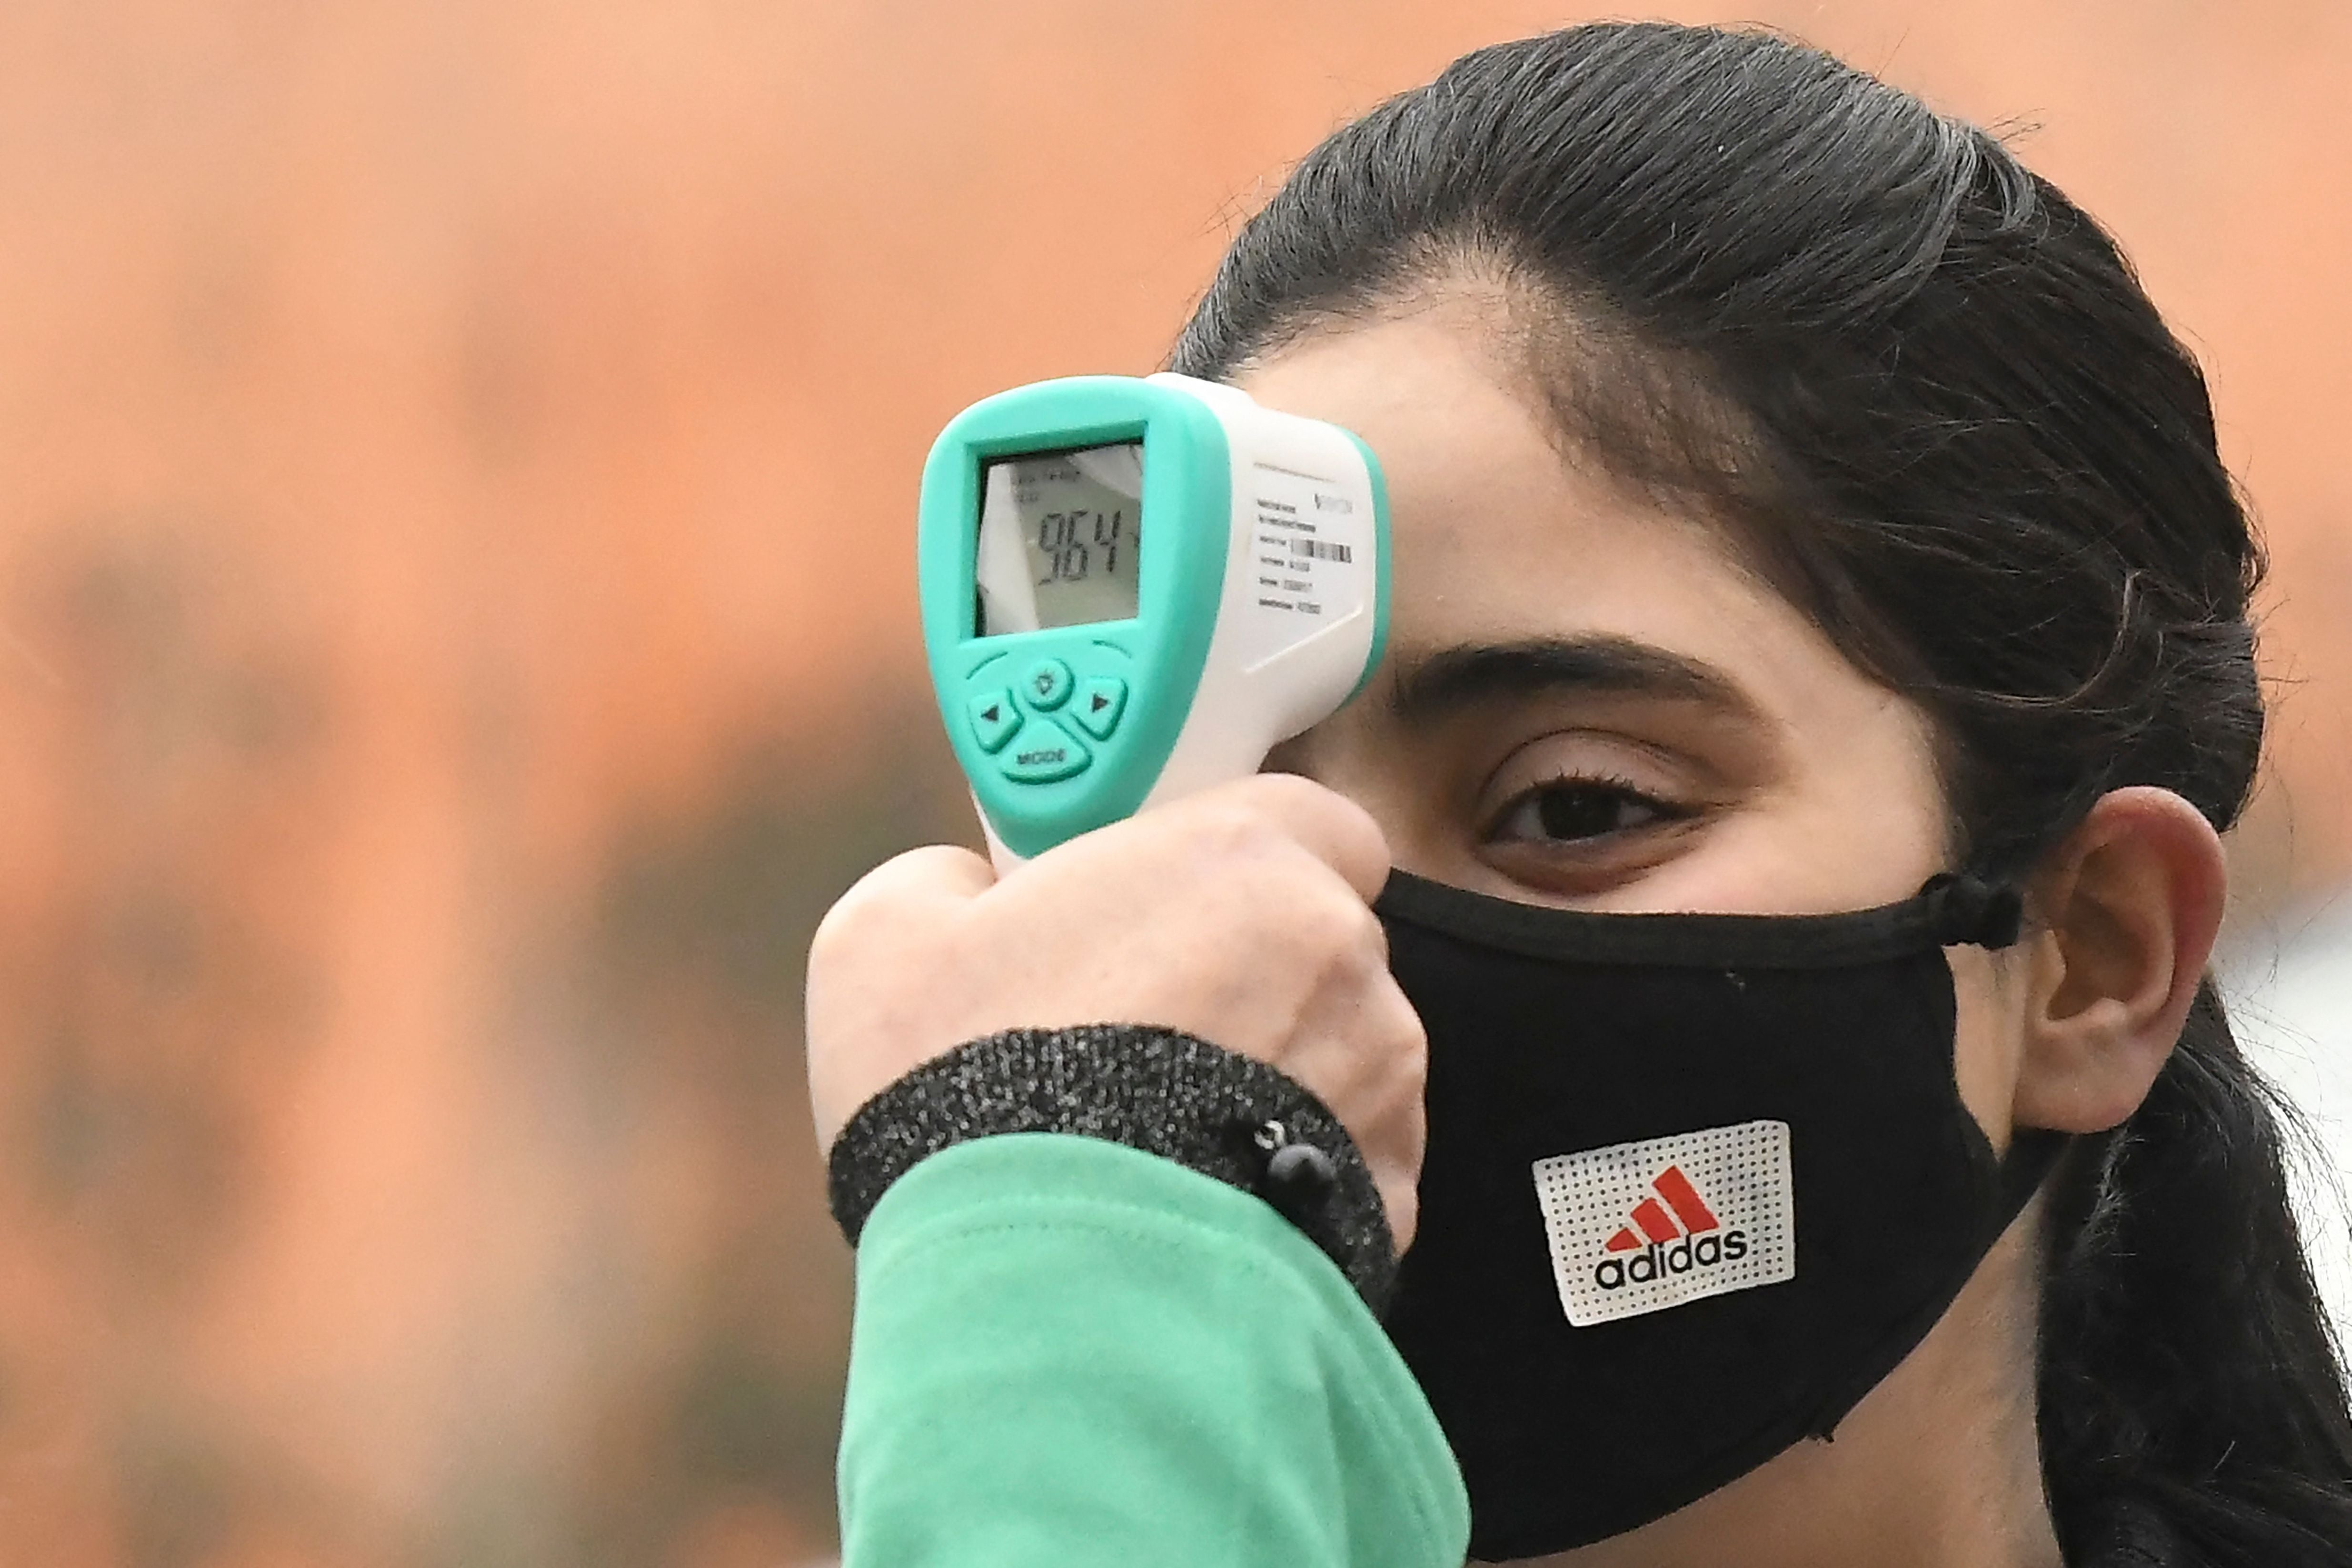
[{"x1": 974, "y1": 442, "x2": 1143, "y2": 636}]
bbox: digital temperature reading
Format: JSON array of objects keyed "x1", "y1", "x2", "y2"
[{"x1": 974, "y1": 441, "x2": 1144, "y2": 635}]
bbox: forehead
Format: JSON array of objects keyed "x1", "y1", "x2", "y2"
[{"x1": 1230, "y1": 308, "x2": 1859, "y2": 728}]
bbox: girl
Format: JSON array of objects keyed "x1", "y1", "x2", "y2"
[{"x1": 806, "y1": 23, "x2": 2352, "y2": 1567}]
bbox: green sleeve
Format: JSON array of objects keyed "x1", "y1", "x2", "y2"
[{"x1": 836, "y1": 1132, "x2": 1470, "y2": 1568}]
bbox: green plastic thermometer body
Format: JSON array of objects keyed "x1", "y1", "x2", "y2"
[{"x1": 919, "y1": 373, "x2": 1389, "y2": 865}]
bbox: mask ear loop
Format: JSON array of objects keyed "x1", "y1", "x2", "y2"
[
  {"x1": 1919, "y1": 872, "x2": 2026, "y2": 949},
  {"x1": 1917, "y1": 872, "x2": 2071, "y2": 1235}
]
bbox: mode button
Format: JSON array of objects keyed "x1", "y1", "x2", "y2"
[{"x1": 997, "y1": 716, "x2": 1090, "y2": 784}]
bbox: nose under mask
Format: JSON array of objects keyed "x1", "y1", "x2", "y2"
[{"x1": 1372, "y1": 870, "x2": 2063, "y2": 1561}]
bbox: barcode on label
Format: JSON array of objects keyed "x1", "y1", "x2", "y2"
[{"x1": 1289, "y1": 538, "x2": 1353, "y2": 563}]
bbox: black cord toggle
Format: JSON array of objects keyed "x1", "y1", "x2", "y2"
[{"x1": 1253, "y1": 1119, "x2": 1339, "y2": 1216}]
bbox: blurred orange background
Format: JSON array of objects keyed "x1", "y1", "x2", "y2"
[{"x1": 0, "y1": 3, "x2": 2346, "y2": 1564}]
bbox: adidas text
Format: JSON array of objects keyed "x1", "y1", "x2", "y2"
[{"x1": 1593, "y1": 1229, "x2": 1752, "y2": 1291}]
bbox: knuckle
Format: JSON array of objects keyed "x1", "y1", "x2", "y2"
[
  {"x1": 1375, "y1": 994, "x2": 1428, "y2": 1079},
  {"x1": 1322, "y1": 783, "x2": 1385, "y2": 843},
  {"x1": 1315, "y1": 786, "x2": 1390, "y2": 867},
  {"x1": 1300, "y1": 886, "x2": 1372, "y2": 957},
  {"x1": 1174, "y1": 793, "x2": 1281, "y2": 865},
  {"x1": 1238, "y1": 769, "x2": 1325, "y2": 811},
  {"x1": 1397, "y1": 1005, "x2": 1430, "y2": 1072},
  {"x1": 1394, "y1": 1017, "x2": 1429, "y2": 1079}
]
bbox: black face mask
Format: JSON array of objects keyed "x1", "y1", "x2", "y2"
[{"x1": 1373, "y1": 870, "x2": 2064, "y2": 1562}]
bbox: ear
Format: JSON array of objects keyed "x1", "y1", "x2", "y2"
[{"x1": 2011, "y1": 786, "x2": 2229, "y2": 1134}]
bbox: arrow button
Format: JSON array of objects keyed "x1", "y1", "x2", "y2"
[
  {"x1": 967, "y1": 687, "x2": 1021, "y2": 753},
  {"x1": 1072, "y1": 676, "x2": 1128, "y2": 740}
]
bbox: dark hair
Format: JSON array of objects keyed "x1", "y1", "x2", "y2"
[{"x1": 1170, "y1": 22, "x2": 2352, "y2": 1564}]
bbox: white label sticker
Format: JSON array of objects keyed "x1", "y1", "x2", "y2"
[
  {"x1": 1533, "y1": 1119, "x2": 1796, "y2": 1327},
  {"x1": 1233, "y1": 462, "x2": 1364, "y2": 672}
]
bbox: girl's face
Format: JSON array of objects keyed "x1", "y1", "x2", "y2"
[
  {"x1": 1246, "y1": 302, "x2": 1948, "y2": 914},
  {"x1": 1242, "y1": 299, "x2": 2027, "y2": 1140},
  {"x1": 1239, "y1": 299, "x2": 2049, "y2": 1564}
]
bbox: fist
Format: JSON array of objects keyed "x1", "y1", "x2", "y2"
[{"x1": 803, "y1": 774, "x2": 1428, "y2": 1244}]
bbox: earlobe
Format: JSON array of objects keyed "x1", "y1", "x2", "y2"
[{"x1": 2010, "y1": 787, "x2": 2229, "y2": 1135}]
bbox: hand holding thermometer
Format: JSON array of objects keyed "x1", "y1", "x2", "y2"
[{"x1": 919, "y1": 373, "x2": 1389, "y2": 866}]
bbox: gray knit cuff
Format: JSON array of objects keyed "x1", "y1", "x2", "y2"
[{"x1": 826, "y1": 1024, "x2": 1399, "y2": 1313}]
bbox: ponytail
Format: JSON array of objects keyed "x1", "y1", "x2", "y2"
[{"x1": 2040, "y1": 978, "x2": 2352, "y2": 1563}]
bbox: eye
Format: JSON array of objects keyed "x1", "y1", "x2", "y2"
[{"x1": 1487, "y1": 776, "x2": 1689, "y2": 846}]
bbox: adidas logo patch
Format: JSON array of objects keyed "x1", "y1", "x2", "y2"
[{"x1": 1532, "y1": 1119, "x2": 1796, "y2": 1327}]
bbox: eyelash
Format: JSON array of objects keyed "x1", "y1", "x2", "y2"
[{"x1": 1484, "y1": 771, "x2": 1695, "y2": 847}]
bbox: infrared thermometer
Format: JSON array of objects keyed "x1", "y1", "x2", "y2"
[{"x1": 918, "y1": 373, "x2": 1389, "y2": 866}]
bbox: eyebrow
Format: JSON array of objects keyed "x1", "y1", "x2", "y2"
[{"x1": 1387, "y1": 634, "x2": 1762, "y2": 727}]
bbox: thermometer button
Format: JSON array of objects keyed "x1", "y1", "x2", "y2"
[
  {"x1": 1021, "y1": 657, "x2": 1075, "y2": 711},
  {"x1": 967, "y1": 688, "x2": 1021, "y2": 753},
  {"x1": 998, "y1": 717, "x2": 1091, "y2": 784},
  {"x1": 1072, "y1": 677, "x2": 1128, "y2": 740}
]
